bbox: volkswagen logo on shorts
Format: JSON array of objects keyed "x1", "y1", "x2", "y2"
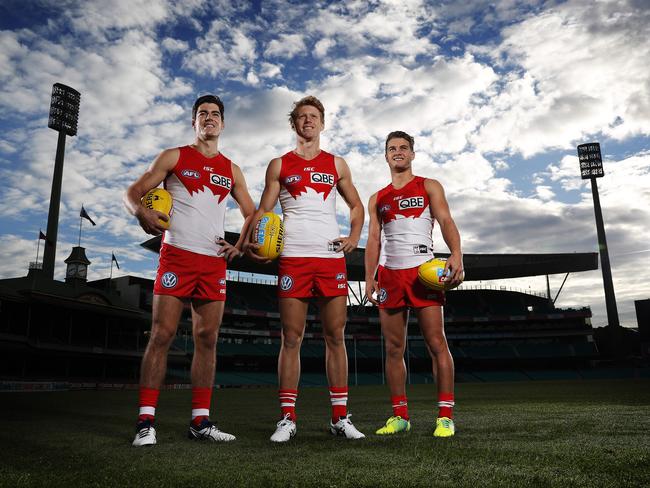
[
  {"x1": 279, "y1": 275, "x2": 293, "y2": 291},
  {"x1": 378, "y1": 288, "x2": 388, "y2": 303},
  {"x1": 161, "y1": 272, "x2": 178, "y2": 289}
]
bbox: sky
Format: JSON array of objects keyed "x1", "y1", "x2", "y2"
[{"x1": 0, "y1": 0, "x2": 648, "y2": 327}]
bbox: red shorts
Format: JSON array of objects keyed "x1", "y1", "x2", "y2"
[
  {"x1": 278, "y1": 257, "x2": 348, "y2": 298},
  {"x1": 377, "y1": 264, "x2": 444, "y2": 309},
  {"x1": 154, "y1": 244, "x2": 226, "y2": 301}
]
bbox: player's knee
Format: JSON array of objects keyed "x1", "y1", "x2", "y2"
[
  {"x1": 426, "y1": 334, "x2": 449, "y2": 354},
  {"x1": 281, "y1": 330, "x2": 304, "y2": 350},
  {"x1": 323, "y1": 329, "x2": 345, "y2": 349},
  {"x1": 194, "y1": 326, "x2": 218, "y2": 349},
  {"x1": 148, "y1": 325, "x2": 176, "y2": 349},
  {"x1": 385, "y1": 341, "x2": 405, "y2": 359}
]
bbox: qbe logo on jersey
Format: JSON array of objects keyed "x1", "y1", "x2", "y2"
[
  {"x1": 279, "y1": 275, "x2": 293, "y2": 291},
  {"x1": 210, "y1": 174, "x2": 232, "y2": 189},
  {"x1": 160, "y1": 272, "x2": 178, "y2": 289},
  {"x1": 398, "y1": 196, "x2": 424, "y2": 210},
  {"x1": 310, "y1": 172, "x2": 335, "y2": 185}
]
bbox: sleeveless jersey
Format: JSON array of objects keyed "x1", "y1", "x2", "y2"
[
  {"x1": 377, "y1": 176, "x2": 434, "y2": 269},
  {"x1": 278, "y1": 150, "x2": 340, "y2": 258},
  {"x1": 162, "y1": 145, "x2": 234, "y2": 257}
]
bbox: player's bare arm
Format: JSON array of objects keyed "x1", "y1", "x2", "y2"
[
  {"x1": 364, "y1": 192, "x2": 382, "y2": 305},
  {"x1": 124, "y1": 148, "x2": 179, "y2": 235},
  {"x1": 217, "y1": 163, "x2": 256, "y2": 263},
  {"x1": 244, "y1": 157, "x2": 282, "y2": 263},
  {"x1": 425, "y1": 178, "x2": 463, "y2": 285},
  {"x1": 333, "y1": 156, "x2": 364, "y2": 254}
]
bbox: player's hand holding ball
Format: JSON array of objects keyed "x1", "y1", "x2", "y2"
[
  {"x1": 138, "y1": 188, "x2": 172, "y2": 235},
  {"x1": 247, "y1": 212, "x2": 284, "y2": 263},
  {"x1": 418, "y1": 256, "x2": 464, "y2": 291}
]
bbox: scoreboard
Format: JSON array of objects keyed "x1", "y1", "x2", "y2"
[{"x1": 577, "y1": 142, "x2": 604, "y2": 179}]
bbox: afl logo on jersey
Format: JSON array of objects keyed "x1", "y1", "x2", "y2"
[
  {"x1": 285, "y1": 175, "x2": 302, "y2": 185},
  {"x1": 219, "y1": 278, "x2": 226, "y2": 286},
  {"x1": 310, "y1": 172, "x2": 335, "y2": 185},
  {"x1": 210, "y1": 174, "x2": 232, "y2": 189},
  {"x1": 398, "y1": 196, "x2": 424, "y2": 210},
  {"x1": 279, "y1": 275, "x2": 293, "y2": 291},
  {"x1": 181, "y1": 169, "x2": 200, "y2": 179},
  {"x1": 336, "y1": 272, "x2": 346, "y2": 281},
  {"x1": 379, "y1": 204, "x2": 391, "y2": 213},
  {"x1": 160, "y1": 272, "x2": 178, "y2": 289},
  {"x1": 378, "y1": 288, "x2": 388, "y2": 303}
]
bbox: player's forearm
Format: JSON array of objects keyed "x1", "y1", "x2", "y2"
[
  {"x1": 235, "y1": 214, "x2": 256, "y2": 249},
  {"x1": 439, "y1": 217, "x2": 462, "y2": 255},
  {"x1": 348, "y1": 204, "x2": 364, "y2": 242},
  {"x1": 364, "y1": 237, "x2": 380, "y2": 282}
]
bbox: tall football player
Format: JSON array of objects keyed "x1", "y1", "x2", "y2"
[
  {"x1": 124, "y1": 95, "x2": 256, "y2": 446},
  {"x1": 247, "y1": 96, "x2": 365, "y2": 442},
  {"x1": 365, "y1": 131, "x2": 463, "y2": 437}
]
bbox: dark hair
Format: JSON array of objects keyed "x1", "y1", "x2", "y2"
[
  {"x1": 385, "y1": 131, "x2": 414, "y2": 152},
  {"x1": 192, "y1": 94, "x2": 224, "y2": 121},
  {"x1": 289, "y1": 95, "x2": 325, "y2": 129}
]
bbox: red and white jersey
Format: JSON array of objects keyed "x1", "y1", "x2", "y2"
[
  {"x1": 162, "y1": 145, "x2": 234, "y2": 257},
  {"x1": 377, "y1": 176, "x2": 434, "y2": 269},
  {"x1": 279, "y1": 150, "x2": 340, "y2": 258}
]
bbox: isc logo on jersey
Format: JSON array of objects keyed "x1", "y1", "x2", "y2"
[
  {"x1": 310, "y1": 172, "x2": 334, "y2": 185},
  {"x1": 210, "y1": 174, "x2": 232, "y2": 189},
  {"x1": 398, "y1": 196, "x2": 424, "y2": 210}
]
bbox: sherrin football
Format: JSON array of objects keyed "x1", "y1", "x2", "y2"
[
  {"x1": 417, "y1": 257, "x2": 462, "y2": 291},
  {"x1": 141, "y1": 188, "x2": 173, "y2": 229},
  {"x1": 253, "y1": 212, "x2": 284, "y2": 260}
]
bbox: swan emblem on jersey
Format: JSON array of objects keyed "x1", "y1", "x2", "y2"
[{"x1": 176, "y1": 159, "x2": 232, "y2": 203}]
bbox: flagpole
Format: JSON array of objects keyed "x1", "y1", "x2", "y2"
[
  {"x1": 36, "y1": 231, "x2": 41, "y2": 263},
  {"x1": 78, "y1": 210, "x2": 83, "y2": 247},
  {"x1": 110, "y1": 254, "x2": 114, "y2": 280}
]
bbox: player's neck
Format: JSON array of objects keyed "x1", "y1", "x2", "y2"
[
  {"x1": 294, "y1": 136, "x2": 321, "y2": 160},
  {"x1": 192, "y1": 137, "x2": 220, "y2": 158},
  {"x1": 390, "y1": 169, "x2": 415, "y2": 189}
]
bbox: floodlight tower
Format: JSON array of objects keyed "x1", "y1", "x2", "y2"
[
  {"x1": 577, "y1": 142, "x2": 620, "y2": 329},
  {"x1": 42, "y1": 83, "x2": 81, "y2": 279}
]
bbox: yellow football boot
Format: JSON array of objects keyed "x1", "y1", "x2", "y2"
[
  {"x1": 375, "y1": 416, "x2": 411, "y2": 435},
  {"x1": 434, "y1": 417, "x2": 455, "y2": 437}
]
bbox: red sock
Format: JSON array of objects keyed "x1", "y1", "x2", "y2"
[
  {"x1": 191, "y1": 387, "x2": 212, "y2": 426},
  {"x1": 138, "y1": 387, "x2": 159, "y2": 423},
  {"x1": 279, "y1": 389, "x2": 298, "y2": 421},
  {"x1": 391, "y1": 395, "x2": 409, "y2": 420},
  {"x1": 438, "y1": 392, "x2": 455, "y2": 419},
  {"x1": 329, "y1": 386, "x2": 348, "y2": 422}
]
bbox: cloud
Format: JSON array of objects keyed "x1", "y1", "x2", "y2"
[{"x1": 263, "y1": 34, "x2": 306, "y2": 59}]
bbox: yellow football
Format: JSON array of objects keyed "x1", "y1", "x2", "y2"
[
  {"x1": 141, "y1": 188, "x2": 173, "y2": 229},
  {"x1": 417, "y1": 257, "x2": 461, "y2": 291},
  {"x1": 253, "y1": 212, "x2": 284, "y2": 260}
]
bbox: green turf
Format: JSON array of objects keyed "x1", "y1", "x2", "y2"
[{"x1": 1, "y1": 379, "x2": 649, "y2": 487}]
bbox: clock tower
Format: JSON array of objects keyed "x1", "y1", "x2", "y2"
[{"x1": 64, "y1": 246, "x2": 91, "y2": 283}]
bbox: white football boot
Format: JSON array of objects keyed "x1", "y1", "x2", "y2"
[
  {"x1": 132, "y1": 420, "x2": 157, "y2": 447},
  {"x1": 270, "y1": 414, "x2": 297, "y2": 442},
  {"x1": 188, "y1": 419, "x2": 236, "y2": 442},
  {"x1": 330, "y1": 414, "x2": 366, "y2": 439}
]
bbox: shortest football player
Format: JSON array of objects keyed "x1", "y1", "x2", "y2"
[{"x1": 365, "y1": 131, "x2": 463, "y2": 438}]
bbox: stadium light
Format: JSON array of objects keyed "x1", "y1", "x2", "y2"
[
  {"x1": 42, "y1": 83, "x2": 81, "y2": 279},
  {"x1": 577, "y1": 142, "x2": 620, "y2": 329}
]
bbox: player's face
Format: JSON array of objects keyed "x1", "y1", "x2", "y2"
[
  {"x1": 193, "y1": 102, "x2": 224, "y2": 140},
  {"x1": 294, "y1": 105, "x2": 323, "y2": 139},
  {"x1": 385, "y1": 138, "x2": 414, "y2": 171}
]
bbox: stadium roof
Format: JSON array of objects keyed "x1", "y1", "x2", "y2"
[{"x1": 141, "y1": 234, "x2": 598, "y2": 282}]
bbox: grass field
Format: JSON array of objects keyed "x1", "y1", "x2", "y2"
[{"x1": 1, "y1": 379, "x2": 649, "y2": 487}]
